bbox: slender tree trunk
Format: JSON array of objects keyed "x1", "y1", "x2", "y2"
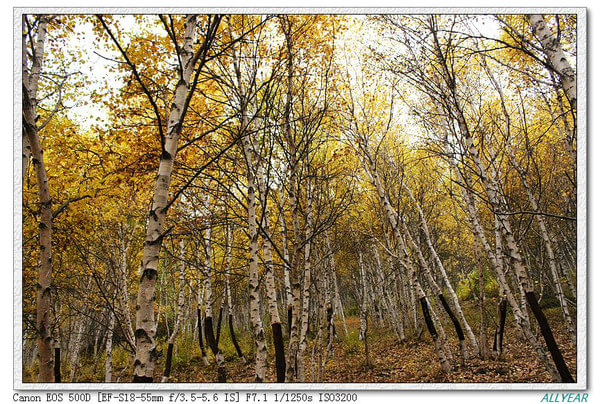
[
  {"x1": 225, "y1": 226, "x2": 246, "y2": 364},
  {"x1": 25, "y1": 82, "x2": 54, "y2": 383},
  {"x1": 243, "y1": 119, "x2": 268, "y2": 383},
  {"x1": 23, "y1": 14, "x2": 56, "y2": 383},
  {"x1": 529, "y1": 14, "x2": 577, "y2": 111},
  {"x1": 478, "y1": 252, "x2": 489, "y2": 360},
  {"x1": 257, "y1": 173, "x2": 286, "y2": 382},
  {"x1": 216, "y1": 298, "x2": 224, "y2": 346},
  {"x1": 132, "y1": 16, "x2": 198, "y2": 382},
  {"x1": 68, "y1": 313, "x2": 86, "y2": 382},
  {"x1": 357, "y1": 250, "x2": 371, "y2": 367},
  {"x1": 54, "y1": 339, "x2": 61, "y2": 383},
  {"x1": 197, "y1": 284, "x2": 209, "y2": 365},
  {"x1": 428, "y1": 294, "x2": 455, "y2": 367},
  {"x1": 162, "y1": 241, "x2": 187, "y2": 382},
  {"x1": 105, "y1": 311, "x2": 115, "y2": 382},
  {"x1": 516, "y1": 165, "x2": 576, "y2": 343},
  {"x1": 484, "y1": 55, "x2": 577, "y2": 346},
  {"x1": 357, "y1": 143, "x2": 451, "y2": 372},
  {"x1": 297, "y1": 184, "x2": 314, "y2": 382},
  {"x1": 373, "y1": 246, "x2": 405, "y2": 342},
  {"x1": 22, "y1": 15, "x2": 48, "y2": 183},
  {"x1": 326, "y1": 232, "x2": 348, "y2": 337},
  {"x1": 283, "y1": 23, "x2": 303, "y2": 382},
  {"x1": 493, "y1": 295, "x2": 508, "y2": 360},
  {"x1": 455, "y1": 161, "x2": 560, "y2": 380},
  {"x1": 403, "y1": 221, "x2": 466, "y2": 362},
  {"x1": 279, "y1": 204, "x2": 294, "y2": 337},
  {"x1": 201, "y1": 223, "x2": 227, "y2": 382},
  {"x1": 118, "y1": 226, "x2": 135, "y2": 350}
]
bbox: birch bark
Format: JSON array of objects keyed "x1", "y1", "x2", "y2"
[
  {"x1": 22, "y1": 15, "x2": 48, "y2": 183},
  {"x1": 241, "y1": 104, "x2": 268, "y2": 382},
  {"x1": 162, "y1": 241, "x2": 187, "y2": 382},
  {"x1": 529, "y1": 14, "x2": 577, "y2": 111},
  {"x1": 297, "y1": 183, "x2": 314, "y2": 382},
  {"x1": 132, "y1": 15, "x2": 198, "y2": 382},
  {"x1": 23, "y1": 14, "x2": 56, "y2": 382},
  {"x1": 225, "y1": 225, "x2": 246, "y2": 364},
  {"x1": 325, "y1": 232, "x2": 348, "y2": 337},
  {"x1": 105, "y1": 312, "x2": 115, "y2": 382},
  {"x1": 257, "y1": 173, "x2": 286, "y2": 382}
]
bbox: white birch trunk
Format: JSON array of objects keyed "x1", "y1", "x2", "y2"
[
  {"x1": 450, "y1": 85, "x2": 568, "y2": 379},
  {"x1": 283, "y1": 25, "x2": 303, "y2": 382},
  {"x1": 358, "y1": 250, "x2": 368, "y2": 342},
  {"x1": 161, "y1": 240, "x2": 187, "y2": 382},
  {"x1": 22, "y1": 15, "x2": 48, "y2": 183},
  {"x1": 242, "y1": 110, "x2": 268, "y2": 382},
  {"x1": 23, "y1": 14, "x2": 55, "y2": 383},
  {"x1": 68, "y1": 312, "x2": 87, "y2": 382},
  {"x1": 403, "y1": 221, "x2": 463, "y2": 361},
  {"x1": 297, "y1": 183, "x2": 314, "y2": 382},
  {"x1": 203, "y1": 224, "x2": 213, "y2": 321},
  {"x1": 280, "y1": 206, "x2": 293, "y2": 314},
  {"x1": 510, "y1": 155, "x2": 576, "y2": 343},
  {"x1": 529, "y1": 14, "x2": 577, "y2": 111},
  {"x1": 133, "y1": 15, "x2": 197, "y2": 382},
  {"x1": 118, "y1": 227, "x2": 135, "y2": 350},
  {"x1": 105, "y1": 311, "x2": 115, "y2": 383},
  {"x1": 325, "y1": 232, "x2": 349, "y2": 337}
]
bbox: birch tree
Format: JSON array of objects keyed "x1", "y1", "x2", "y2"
[{"x1": 98, "y1": 14, "x2": 222, "y2": 382}]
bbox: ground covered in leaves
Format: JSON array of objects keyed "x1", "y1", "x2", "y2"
[
  {"x1": 24, "y1": 304, "x2": 576, "y2": 384},
  {"x1": 165, "y1": 305, "x2": 576, "y2": 384}
]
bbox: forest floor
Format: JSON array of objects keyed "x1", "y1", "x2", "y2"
[
  {"x1": 24, "y1": 303, "x2": 577, "y2": 384},
  {"x1": 164, "y1": 305, "x2": 577, "y2": 384}
]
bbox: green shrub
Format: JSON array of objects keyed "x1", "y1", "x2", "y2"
[{"x1": 456, "y1": 269, "x2": 499, "y2": 300}]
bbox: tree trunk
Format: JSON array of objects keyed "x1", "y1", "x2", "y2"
[
  {"x1": 326, "y1": 232, "x2": 349, "y2": 337},
  {"x1": 132, "y1": 15, "x2": 198, "y2": 382},
  {"x1": 357, "y1": 250, "x2": 371, "y2": 367},
  {"x1": 22, "y1": 15, "x2": 48, "y2": 183},
  {"x1": 105, "y1": 311, "x2": 115, "y2": 382},
  {"x1": 257, "y1": 172, "x2": 286, "y2": 382},
  {"x1": 197, "y1": 284, "x2": 209, "y2": 365},
  {"x1": 529, "y1": 14, "x2": 577, "y2": 111},
  {"x1": 493, "y1": 296, "x2": 508, "y2": 359},
  {"x1": 358, "y1": 143, "x2": 451, "y2": 372},
  {"x1": 225, "y1": 226, "x2": 246, "y2": 364},
  {"x1": 283, "y1": 23, "x2": 303, "y2": 382},
  {"x1": 118, "y1": 226, "x2": 135, "y2": 350},
  {"x1": 279, "y1": 205, "x2": 294, "y2": 337},
  {"x1": 54, "y1": 339, "x2": 61, "y2": 383},
  {"x1": 478, "y1": 253, "x2": 489, "y2": 360},
  {"x1": 68, "y1": 312, "x2": 86, "y2": 382},
  {"x1": 403, "y1": 221, "x2": 466, "y2": 362},
  {"x1": 162, "y1": 240, "x2": 187, "y2": 382},
  {"x1": 23, "y1": 14, "x2": 56, "y2": 383},
  {"x1": 461, "y1": 174, "x2": 559, "y2": 377},
  {"x1": 243, "y1": 124, "x2": 268, "y2": 383},
  {"x1": 297, "y1": 184, "x2": 314, "y2": 382}
]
